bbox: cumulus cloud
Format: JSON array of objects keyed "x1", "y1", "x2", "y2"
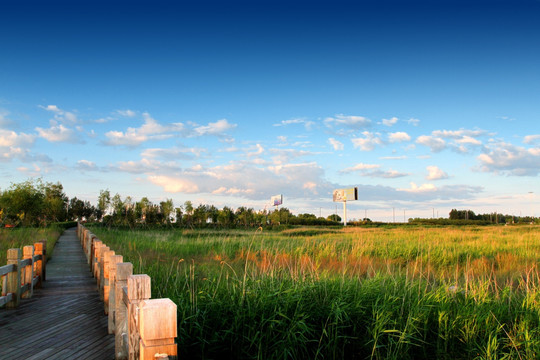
[
  {"x1": 115, "y1": 109, "x2": 137, "y2": 117},
  {"x1": 426, "y1": 165, "x2": 449, "y2": 180},
  {"x1": 524, "y1": 134, "x2": 540, "y2": 145},
  {"x1": 104, "y1": 113, "x2": 185, "y2": 146},
  {"x1": 328, "y1": 138, "x2": 344, "y2": 151},
  {"x1": 77, "y1": 159, "x2": 97, "y2": 171},
  {"x1": 142, "y1": 160, "x2": 332, "y2": 200},
  {"x1": 341, "y1": 163, "x2": 408, "y2": 178},
  {"x1": 0, "y1": 109, "x2": 13, "y2": 127},
  {"x1": 351, "y1": 131, "x2": 383, "y2": 151},
  {"x1": 36, "y1": 123, "x2": 80, "y2": 143},
  {"x1": 477, "y1": 142, "x2": 540, "y2": 176},
  {"x1": 398, "y1": 182, "x2": 437, "y2": 193},
  {"x1": 324, "y1": 114, "x2": 371, "y2": 134},
  {"x1": 407, "y1": 118, "x2": 420, "y2": 126},
  {"x1": 382, "y1": 117, "x2": 398, "y2": 126},
  {"x1": 0, "y1": 129, "x2": 35, "y2": 147},
  {"x1": 416, "y1": 128, "x2": 488, "y2": 153},
  {"x1": 388, "y1": 132, "x2": 411, "y2": 143},
  {"x1": 0, "y1": 129, "x2": 50, "y2": 163},
  {"x1": 432, "y1": 129, "x2": 487, "y2": 139},
  {"x1": 274, "y1": 118, "x2": 315, "y2": 130},
  {"x1": 416, "y1": 135, "x2": 446, "y2": 152},
  {"x1": 149, "y1": 175, "x2": 200, "y2": 193},
  {"x1": 193, "y1": 119, "x2": 236, "y2": 137},
  {"x1": 141, "y1": 146, "x2": 204, "y2": 160},
  {"x1": 40, "y1": 104, "x2": 78, "y2": 124}
]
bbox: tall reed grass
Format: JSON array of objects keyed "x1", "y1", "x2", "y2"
[{"x1": 89, "y1": 225, "x2": 540, "y2": 359}]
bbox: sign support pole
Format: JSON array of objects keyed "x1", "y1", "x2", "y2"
[{"x1": 343, "y1": 201, "x2": 347, "y2": 226}]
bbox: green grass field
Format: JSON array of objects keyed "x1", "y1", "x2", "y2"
[{"x1": 88, "y1": 225, "x2": 540, "y2": 360}]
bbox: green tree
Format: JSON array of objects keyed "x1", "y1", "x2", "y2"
[
  {"x1": 0, "y1": 179, "x2": 45, "y2": 226},
  {"x1": 160, "y1": 199, "x2": 174, "y2": 225},
  {"x1": 218, "y1": 206, "x2": 235, "y2": 227},
  {"x1": 97, "y1": 189, "x2": 111, "y2": 221},
  {"x1": 43, "y1": 182, "x2": 68, "y2": 223},
  {"x1": 327, "y1": 214, "x2": 341, "y2": 222}
]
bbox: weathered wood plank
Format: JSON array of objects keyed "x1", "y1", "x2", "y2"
[{"x1": 0, "y1": 228, "x2": 115, "y2": 359}]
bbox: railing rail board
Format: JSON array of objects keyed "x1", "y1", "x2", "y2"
[
  {"x1": 0, "y1": 264, "x2": 15, "y2": 277},
  {"x1": 0, "y1": 241, "x2": 46, "y2": 309}
]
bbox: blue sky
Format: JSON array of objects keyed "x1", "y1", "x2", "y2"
[{"x1": 1, "y1": 0, "x2": 539, "y2": 221}]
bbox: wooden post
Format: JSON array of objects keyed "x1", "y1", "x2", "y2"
[
  {"x1": 115, "y1": 262, "x2": 133, "y2": 360},
  {"x1": 33, "y1": 242, "x2": 45, "y2": 287},
  {"x1": 92, "y1": 239, "x2": 103, "y2": 276},
  {"x1": 103, "y1": 249, "x2": 116, "y2": 314},
  {"x1": 39, "y1": 240, "x2": 47, "y2": 282},
  {"x1": 5, "y1": 248, "x2": 21, "y2": 308},
  {"x1": 138, "y1": 299, "x2": 177, "y2": 360},
  {"x1": 87, "y1": 233, "x2": 95, "y2": 264},
  {"x1": 127, "y1": 274, "x2": 151, "y2": 360},
  {"x1": 22, "y1": 245, "x2": 34, "y2": 299},
  {"x1": 98, "y1": 246, "x2": 111, "y2": 299},
  {"x1": 108, "y1": 255, "x2": 123, "y2": 333},
  {"x1": 96, "y1": 244, "x2": 108, "y2": 285}
]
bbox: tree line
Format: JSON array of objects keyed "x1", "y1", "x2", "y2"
[
  {"x1": 0, "y1": 179, "x2": 340, "y2": 228},
  {"x1": 2, "y1": 179, "x2": 536, "y2": 228}
]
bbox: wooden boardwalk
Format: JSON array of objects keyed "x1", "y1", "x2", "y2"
[{"x1": 0, "y1": 228, "x2": 115, "y2": 359}]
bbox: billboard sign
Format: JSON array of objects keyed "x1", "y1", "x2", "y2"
[
  {"x1": 271, "y1": 194, "x2": 283, "y2": 206},
  {"x1": 332, "y1": 187, "x2": 358, "y2": 202}
]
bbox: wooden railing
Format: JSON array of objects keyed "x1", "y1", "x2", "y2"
[
  {"x1": 0, "y1": 241, "x2": 47, "y2": 308},
  {"x1": 77, "y1": 223, "x2": 177, "y2": 360}
]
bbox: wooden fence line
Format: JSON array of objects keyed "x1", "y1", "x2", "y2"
[
  {"x1": 77, "y1": 223, "x2": 177, "y2": 360},
  {"x1": 0, "y1": 240, "x2": 46, "y2": 308}
]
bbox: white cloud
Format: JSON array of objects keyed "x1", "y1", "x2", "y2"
[
  {"x1": 398, "y1": 182, "x2": 437, "y2": 193},
  {"x1": 379, "y1": 155, "x2": 407, "y2": 160},
  {"x1": 77, "y1": 159, "x2": 97, "y2": 171},
  {"x1": 40, "y1": 104, "x2": 78, "y2": 124},
  {"x1": 247, "y1": 143, "x2": 264, "y2": 157},
  {"x1": 0, "y1": 129, "x2": 35, "y2": 147},
  {"x1": 416, "y1": 135, "x2": 446, "y2": 152},
  {"x1": 407, "y1": 118, "x2": 420, "y2": 126},
  {"x1": 141, "y1": 161, "x2": 331, "y2": 200},
  {"x1": 477, "y1": 142, "x2": 540, "y2": 176},
  {"x1": 0, "y1": 109, "x2": 13, "y2": 127},
  {"x1": 388, "y1": 132, "x2": 411, "y2": 143},
  {"x1": 274, "y1": 118, "x2": 315, "y2": 130},
  {"x1": 342, "y1": 163, "x2": 380, "y2": 172},
  {"x1": 36, "y1": 124, "x2": 79, "y2": 143},
  {"x1": 426, "y1": 166, "x2": 449, "y2": 180},
  {"x1": 104, "y1": 113, "x2": 185, "y2": 146},
  {"x1": 524, "y1": 134, "x2": 540, "y2": 145},
  {"x1": 148, "y1": 175, "x2": 200, "y2": 193},
  {"x1": 328, "y1": 137, "x2": 344, "y2": 151},
  {"x1": 193, "y1": 119, "x2": 236, "y2": 136},
  {"x1": 141, "y1": 146, "x2": 204, "y2": 160},
  {"x1": 351, "y1": 131, "x2": 382, "y2": 151},
  {"x1": 116, "y1": 109, "x2": 137, "y2": 117},
  {"x1": 324, "y1": 114, "x2": 371, "y2": 132},
  {"x1": 432, "y1": 129, "x2": 487, "y2": 139},
  {"x1": 382, "y1": 117, "x2": 398, "y2": 127},
  {"x1": 341, "y1": 163, "x2": 408, "y2": 178}
]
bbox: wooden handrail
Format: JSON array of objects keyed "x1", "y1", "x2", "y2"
[
  {"x1": 77, "y1": 223, "x2": 177, "y2": 360},
  {"x1": 0, "y1": 264, "x2": 16, "y2": 277},
  {"x1": 0, "y1": 241, "x2": 46, "y2": 309}
]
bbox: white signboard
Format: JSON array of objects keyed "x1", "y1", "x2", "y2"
[
  {"x1": 332, "y1": 187, "x2": 358, "y2": 202},
  {"x1": 271, "y1": 194, "x2": 283, "y2": 206}
]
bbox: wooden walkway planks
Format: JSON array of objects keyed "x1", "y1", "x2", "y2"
[{"x1": 0, "y1": 228, "x2": 115, "y2": 359}]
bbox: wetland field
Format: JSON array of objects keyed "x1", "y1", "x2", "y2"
[{"x1": 86, "y1": 225, "x2": 540, "y2": 359}]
